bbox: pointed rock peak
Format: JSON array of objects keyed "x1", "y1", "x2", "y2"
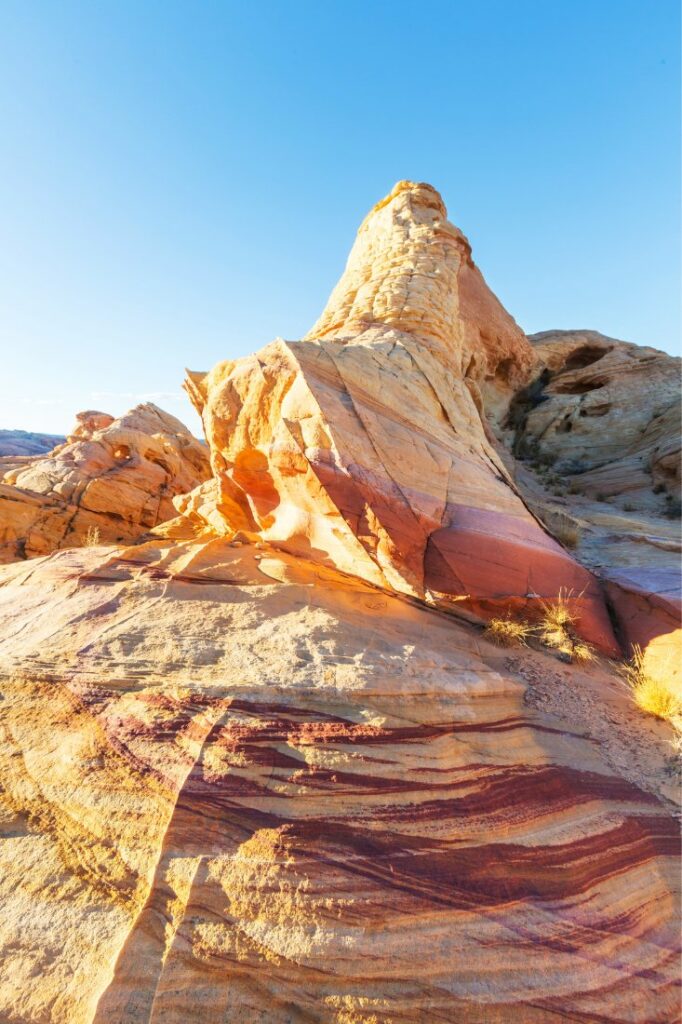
[
  {"x1": 360, "y1": 179, "x2": 448, "y2": 226},
  {"x1": 305, "y1": 180, "x2": 464, "y2": 349},
  {"x1": 305, "y1": 180, "x2": 534, "y2": 390}
]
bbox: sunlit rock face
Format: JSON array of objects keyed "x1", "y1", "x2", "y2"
[
  {"x1": 0, "y1": 403, "x2": 210, "y2": 562},
  {"x1": 0, "y1": 541, "x2": 679, "y2": 1024},
  {"x1": 180, "y1": 182, "x2": 616, "y2": 653},
  {"x1": 0, "y1": 183, "x2": 679, "y2": 1024}
]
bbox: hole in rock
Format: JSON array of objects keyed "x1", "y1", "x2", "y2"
[
  {"x1": 553, "y1": 378, "x2": 606, "y2": 395},
  {"x1": 494, "y1": 357, "x2": 515, "y2": 381},
  {"x1": 579, "y1": 403, "x2": 611, "y2": 417},
  {"x1": 563, "y1": 346, "x2": 610, "y2": 371}
]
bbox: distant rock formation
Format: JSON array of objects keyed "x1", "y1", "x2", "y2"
[
  {"x1": 0, "y1": 403, "x2": 210, "y2": 562},
  {"x1": 0, "y1": 425, "x2": 64, "y2": 454},
  {"x1": 0, "y1": 428, "x2": 65, "y2": 457},
  {"x1": 0, "y1": 428, "x2": 66, "y2": 479}
]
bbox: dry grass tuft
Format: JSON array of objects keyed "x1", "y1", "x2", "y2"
[
  {"x1": 84, "y1": 526, "x2": 101, "y2": 547},
  {"x1": 537, "y1": 589, "x2": 575, "y2": 650},
  {"x1": 571, "y1": 640, "x2": 596, "y2": 664},
  {"x1": 484, "y1": 594, "x2": 597, "y2": 664},
  {"x1": 484, "y1": 616, "x2": 532, "y2": 648},
  {"x1": 536, "y1": 589, "x2": 595, "y2": 663},
  {"x1": 622, "y1": 645, "x2": 682, "y2": 723}
]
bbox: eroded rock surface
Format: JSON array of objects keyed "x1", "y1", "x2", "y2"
[
  {"x1": 0, "y1": 182, "x2": 679, "y2": 1024},
  {"x1": 179, "y1": 183, "x2": 615, "y2": 653},
  {"x1": 508, "y1": 330, "x2": 681, "y2": 511},
  {"x1": 0, "y1": 403, "x2": 210, "y2": 562},
  {"x1": 0, "y1": 541, "x2": 679, "y2": 1024}
]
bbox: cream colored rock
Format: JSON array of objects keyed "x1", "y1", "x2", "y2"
[
  {"x1": 0, "y1": 181, "x2": 679, "y2": 1024},
  {"x1": 179, "y1": 182, "x2": 616, "y2": 652},
  {"x1": 305, "y1": 180, "x2": 536, "y2": 421},
  {"x1": 0, "y1": 403, "x2": 210, "y2": 562},
  {"x1": 0, "y1": 540, "x2": 678, "y2": 1024}
]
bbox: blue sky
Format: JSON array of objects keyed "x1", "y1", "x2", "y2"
[{"x1": 1, "y1": 0, "x2": 679, "y2": 435}]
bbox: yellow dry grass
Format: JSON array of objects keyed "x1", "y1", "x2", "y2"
[
  {"x1": 553, "y1": 519, "x2": 581, "y2": 549},
  {"x1": 571, "y1": 640, "x2": 596, "y2": 664},
  {"x1": 537, "y1": 589, "x2": 575, "y2": 651},
  {"x1": 484, "y1": 616, "x2": 532, "y2": 648},
  {"x1": 484, "y1": 593, "x2": 596, "y2": 664},
  {"x1": 84, "y1": 526, "x2": 101, "y2": 547},
  {"x1": 622, "y1": 645, "x2": 682, "y2": 723},
  {"x1": 536, "y1": 589, "x2": 595, "y2": 664}
]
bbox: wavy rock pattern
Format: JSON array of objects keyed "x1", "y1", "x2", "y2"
[
  {"x1": 0, "y1": 182, "x2": 679, "y2": 1024},
  {"x1": 0, "y1": 541, "x2": 679, "y2": 1024},
  {"x1": 179, "y1": 184, "x2": 616, "y2": 653}
]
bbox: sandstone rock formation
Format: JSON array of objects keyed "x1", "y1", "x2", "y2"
[
  {"x1": 0, "y1": 429, "x2": 66, "y2": 479},
  {"x1": 0, "y1": 538, "x2": 679, "y2": 1024},
  {"x1": 502, "y1": 329, "x2": 681, "y2": 681},
  {"x1": 508, "y1": 330, "x2": 681, "y2": 511},
  {"x1": 0, "y1": 182, "x2": 679, "y2": 1024},
  {"x1": 178, "y1": 182, "x2": 615, "y2": 653},
  {"x1": 0, "y1": 403, "x2": 210, "y2": 562}
]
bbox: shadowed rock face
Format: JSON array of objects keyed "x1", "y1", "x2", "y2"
[
  {"x1": 510, "y1": 330, "x2": 681, "y2": 509},
  {"x1": 0, "y1": 403, "x2": 210, "y2": 562},
  {"x1": 0, "y1": 183, "x2": 679, "y2": 1024},
  {"x1": 180, "y1": 182, "x2": 616, "y2": 653}
]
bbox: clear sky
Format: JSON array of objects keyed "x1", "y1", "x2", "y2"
[{"x1": 1, "y1": 0, "x2": 679, "y2": 436}]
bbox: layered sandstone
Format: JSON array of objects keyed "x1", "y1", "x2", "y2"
[
  {"x1": 0, "y1": 182, "x2": 679, "y2": 1024},
  {"x1": 508, "y1": 330, "x2": 681, "y2": 510},
  {"x1": 0, "y1": 403, "x2": 210, "y2": 562},
  {"x1": 0, "y1": 540, "x2": 678, "y2": 1024},
  {"x1": 502, "y1": 330, "x2": 681, "y2": 677},
  {"x1": 179, "y1": 182, "x2": 615, "y2": 652}
]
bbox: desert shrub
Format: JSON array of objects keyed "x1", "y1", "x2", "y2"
[
  {"x1": 652, "y1": 482, "x2": 665, "y2": 494},
  {"x1": 563, "y1": 459, "x2": 589, "y2": 475},
  {"x1": 622, "y1": 502, "x2": 635, "y2": 512},
  {"x1": 571, "y1": 640, "x2": 596, "y2": 664},
  {"x1": 536, "y1": 506, "x2": 582, "y2": 549},
  {"x1": 538, "y1": 590, "x2": 576, "y2": 651},
  {"x1": 536, "y1": 590, "x2": 594, "y2": 662},
  {"x1": 484, "y1": 616, "x2": 532, "y2": 647},
  {"x1": 596, "y1": 492, "x2": 608, "y2": 502},
  {"x1": 622, "y1": 645, "x2": 682, "y2": 723},
  {"x1": 567, "y1": 481, "x2": 583, "y2": 495},
  {"x1": 84, "y1": 526, "x2": 101, "y2": 547}
]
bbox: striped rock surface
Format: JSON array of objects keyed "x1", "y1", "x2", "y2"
[
  {"x1": 0, "y1": 540, "x2": 678, "y2": 1024},
  {"x1": 178, "y1": 182, "x2": 617, "y2": 654}
]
